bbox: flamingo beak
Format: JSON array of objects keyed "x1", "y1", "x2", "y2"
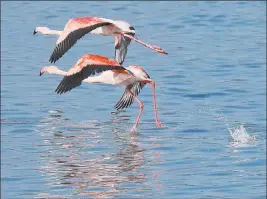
[
  {"x1": 33, "y1": 30, "x2": 37, "y2": 35},
  {"x1": 40, "y1": 68, "x2": 47, "y2": 76},
  {"x1": 40, "y1": 69, "x2": 45, "y2": 76}
]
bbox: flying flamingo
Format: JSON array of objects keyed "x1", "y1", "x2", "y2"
[
  {"x1": 39, "y1": 54, "x2": 163, "y2": 132},
  {"x1": 33, "y1": 16, "x2": 168, "y2": 64}
]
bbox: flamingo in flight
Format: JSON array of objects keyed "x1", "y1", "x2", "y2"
[
  {"x1": 33, "y1": 16, "x2": 168, "y2": 64},
  {"x1": 39, "y1": 54, "x2": 163, "y2": 132}
]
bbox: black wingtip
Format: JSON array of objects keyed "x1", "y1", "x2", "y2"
[
  {"x1": 49, "y1": 54, "x2": 60, "y2": 64},
  {"x1": 49, "y1": 51, "x2": 57, "y2": 63},
  {"x1": 55, "y1": 86, "x2": 60, "y2": 94},
  {"x1": 33, "y1": 30, "x2": 37, "y2": 35},
  {"x1": 55, "y1": 89, "x2": 60, "y2": 94},
  {"x1": 49, "y1": 57, "x2": 54, "y2": 64}
]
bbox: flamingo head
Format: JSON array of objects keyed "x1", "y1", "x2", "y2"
[
  {"x1": 116, "y1": 20, "x2": 136, "y2": 35},
  {"x1": 40, "y1": 66, "x2": 58, "y2": 76},
  {"x1": 33, "y1": 27, "x2": 50, "y2": 35}
]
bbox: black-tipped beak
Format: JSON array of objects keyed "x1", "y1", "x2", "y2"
[{"x1": 33, "y1": 30, "x2": 37, "y2": 35}]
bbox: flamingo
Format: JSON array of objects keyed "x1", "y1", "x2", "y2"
[
  {"x1": 39, "y1": 54, "x2": 163, "y2": 132},
  {"x1": 33, "y1": 16, "x2": 168, "y2": 64}
]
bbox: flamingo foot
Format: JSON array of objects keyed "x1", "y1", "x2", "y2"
[
  {"x1": 130, "y1": 126, "x2": 137, "y2": 133},
  {"x1": 152, "y1": 45, "x2": 168, "y2": 55},
  {"x1": 156, "y1": 121, "x2": 164, "y2": 128}
]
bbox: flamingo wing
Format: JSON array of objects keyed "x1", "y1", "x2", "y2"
[
  {"x1": 55, "y1": 54, "x2": 124, "y2": 94},
  {"x1": 114, "y1": 33, "x2": 134, "y2": 64},
  {"x1": 49, "y1": 17, "x2": 113, "y2": 63},
  {"x1": 114, "y1": 81, "x2": 146, "y2": 111}
]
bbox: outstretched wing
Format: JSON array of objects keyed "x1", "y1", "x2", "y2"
[
  {"x1": 114, "y1": 33, "x2": 135, "y2": 65},
  {"x1": 55, "y1": 54, "x2": 124, "y2": 94},
  {"x1": 49, "y1": 17, "x2": 112, "y2": 63},
  {"x1": 114, "y1": 82, "x2": 146, "y2": 111},
  {"x1": 55, "y1": 64, "x2": 124, "y2": 94}
]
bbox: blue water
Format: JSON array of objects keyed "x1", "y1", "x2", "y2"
[{"x1": 1, "y1": 1, "x2": 266, "y2": 199}]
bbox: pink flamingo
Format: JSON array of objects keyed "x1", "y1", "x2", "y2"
[
  {"x1": 33, "y1": 16, "x2": 167, "y2": 64},
  {"x1": 40, "y1": 54, "x2": 163, "y2": 132}
]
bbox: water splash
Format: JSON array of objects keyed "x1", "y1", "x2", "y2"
[
  {"x1": 228, "y1": 125, "x2": 256, "y2": 148},
  {"x1": 204, "y1": 99, "x2": 257, "y2": 147},
  {"x1": 165, "y1": 98, "x2": 258, "y2": 148}
]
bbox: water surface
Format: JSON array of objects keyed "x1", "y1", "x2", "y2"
[{"x1": 1, "y1": 1, "x2": 266, "y2": 199}]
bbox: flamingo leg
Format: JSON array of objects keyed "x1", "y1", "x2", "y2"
[
  {"x1": 122, "y1": 33, "x2": 168, "y2": 55},
  {"x1": 126, "y1": 88, "x2": 144, "y2": 132},
  {"x1": 150, "y1": 81, "x2": 163, "y2": 127},
  {"x1": 142, "y1": 81, "x2": 163, "y2": 127}
]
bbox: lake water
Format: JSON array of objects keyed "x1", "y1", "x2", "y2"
[{"x1": 1, "y1": 1, "x2": 266, "y2": 199}]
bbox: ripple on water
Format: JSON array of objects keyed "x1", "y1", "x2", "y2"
[
  {"x1": 44, "y1": 14, "x2": 58, "y2": 20},
  {"x1": 181, "y1": 128, "x2": 208, "y2": 134},
  {"x1": 1, "y1": 118, "x2": 35, "y2": 125},
  {"x1": 168, "y1": 24, "x2": 185, "y2": 29},
  {"x1": 223, "y1": 88, "x2": 248, "y2": 94},
  {"x1": 112, "y1": 6, "x2": 127, "y2": 11},
  {"x1": 183, "y1": 92, "x2": 228, "y2": 100}
]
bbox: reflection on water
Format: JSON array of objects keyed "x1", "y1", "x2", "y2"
[{"x1": 34, "y1": 110, "x2": 159, "y2": 199}]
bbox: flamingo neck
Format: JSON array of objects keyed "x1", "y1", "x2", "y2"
[
  {"x1": 123, "y1": 33, "x2": 151, "y2": 48},
  {"x1": 122, "y1": 33, "x2": 167, "y2": 54},
  {"x1": 51, "y1": 68, "x2": 67, "y2": 75},
  {"x1": 41, "y1": 28, "x2": 62, "y2": 35}
]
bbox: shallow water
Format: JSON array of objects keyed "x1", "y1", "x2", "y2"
[{"x1": 1, "y1": 1, "x2": 266, "y2": 199}]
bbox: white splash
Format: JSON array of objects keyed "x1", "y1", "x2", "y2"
[{"x1": 228, "y1": 125, "x2": 256, "y2": 147}]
